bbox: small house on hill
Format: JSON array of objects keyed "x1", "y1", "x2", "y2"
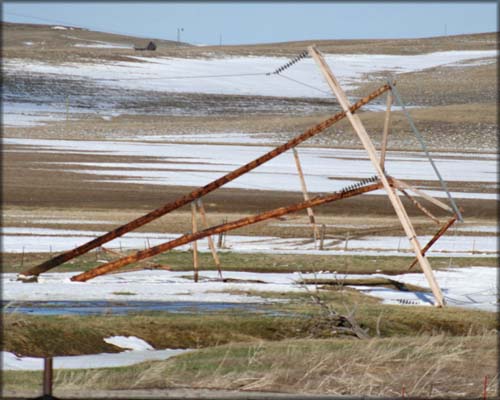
[{"x1": 134, "y1": 41, "x2": 156, "y2": 51}]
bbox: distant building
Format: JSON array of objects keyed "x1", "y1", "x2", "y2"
[{"x1": 134, "y1": 41, "x2": 156, "y2": 51}]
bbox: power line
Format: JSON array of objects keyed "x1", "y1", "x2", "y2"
[
  {"x1": 95, "y1": 72, "x2": 269, "y2": 81},
  {"x1": 277, "y1": 74, "x2": 331, "y2": 95}
]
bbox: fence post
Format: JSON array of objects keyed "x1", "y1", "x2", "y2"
[
  {"x1": 43, "y1": 357, "x2": 53, "y2": 397},
  {"x1": 21, "y1": 246, "x2": 25, "y2": 268},
  {"x1": 483, "y1": 375, "x2": 488, "y2": 400},
  {"x1": 344, "y1": 232, "x2": 350, "y2": 251},
  {"x1": 66, "y1": 95, "x2": 69, "y2": 122},
  {"x1": 319, "y1": 224, "x2": 326, "y2": 250},
  {"x1": 217, "y1": 217, "x2": 227, "y2": 248}
]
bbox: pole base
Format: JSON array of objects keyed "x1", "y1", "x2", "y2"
[{"x1": 16, "y1": 274, "x2": 39, "y2": 283}]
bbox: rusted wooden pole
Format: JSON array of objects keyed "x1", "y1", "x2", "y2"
[
  {"x1": 191, "y1": 202, "x2": 199, "y2": 283},
  {"x1": 292, "y1": 148, "x2": 320, "y2": 245},
  {"x1": 408, "y1": 215, "x2": 458, "y2": 270},
  {"x1": 71, "y1": 182, "x2": 383, "y2": 282},
  {"x1": 18, "y1": 83, "x2": 391, "y2": 280},
  {"x1": 309, "y1": 45, "x2": 445, "y2": 307},
  {"x1": 196, "y1": 199, "x2": 223, "y2": 278},
  {"x1": 379, "y1": 90, "x2": 392, "y2": 169}
]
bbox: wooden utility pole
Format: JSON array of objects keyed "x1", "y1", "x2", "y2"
[
  {"x1": 196, "y1": 199, "x2": 223, "y2": 278},
  {"x1": 379, "y1": 90, "x2": 392, "y2": 169},
  {"x1": 19, "y1": 83, "x2": 390, "y2": 280},
  {"x1": 191, "y1": 202, "x2": 199, "y2": 282},
  {"x1": 308, "y1": 46, "x2": 445, "y2": 307},
  {"x1": 292, "y1": 148, "x2": 320, "y2": 244}
]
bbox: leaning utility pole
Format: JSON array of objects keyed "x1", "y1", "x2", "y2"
[{"x1": 308, "y1": 45, "x2": 445, "y2": 307}]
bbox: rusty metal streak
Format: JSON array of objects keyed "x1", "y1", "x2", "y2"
[
  {"x1": 71, "y1": 182, "x2": 383, "y2": 282},
  {"x1": 408, "y1": 215, "x2": 458, "y2": 270}
]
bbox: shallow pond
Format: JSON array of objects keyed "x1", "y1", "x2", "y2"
[{"x1": 1, "y1": 300, "x2": 279, "y2": 316}]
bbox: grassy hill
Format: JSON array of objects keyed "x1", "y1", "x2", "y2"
[{"x1": 2, "y1": 22, "x2": 497, "y2": 63}]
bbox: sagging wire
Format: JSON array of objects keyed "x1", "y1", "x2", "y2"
[
  {"x1": 95, "y1": 51, "x2": 312, "y2": 82},
  {"x1": 94, "y1": 72, "x2": 269, "y2": 81},
  {"x1": 265, "y1": 50, "x2": 332, "y2": 95},
  {"x1": 276, "y1": 74, "x2": 332, "y2": 96}
]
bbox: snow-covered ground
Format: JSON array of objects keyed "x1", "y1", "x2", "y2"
[
  {"x1": 4, "y1": 50, "x2": 496, "y2": 98},
  {"x1": 2, "y1": 227, "x2": 496, "y2": 256},
  {"x1": 2, "y1": 268, "x2": 496, "y2": 311},
  {"x1": 354, "y1": 266, "x2": 497, "y2": 311},
  {"x1": 132, "y1": 132, "x2": 279, "y2": 145},
  {"x1": 2, "y1": 102, "x2": 85, "y2": 127},
  {"x1": 3, "y1": 50, "x2": 496, "y2": 127},
  {"x1": 2, "y1": 335, "x2": 189, "y2": 370},
  {"x1": 4, "y1": 138, "x2": 497, "y2": 199}
]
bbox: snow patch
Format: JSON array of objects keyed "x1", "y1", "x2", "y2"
[
  {"x1": 4, "y1": 138, "x2": 497, "y2": 199},
  {"x1": 104, "y1": 336, "x2": 153, "y2": 351},
  {"x1": 1, "y1": 348, "x2": 188, "y2": 371},
  {"x1": 1, "y1": 227, "x2": 496, "y2": 256},
  {"x1": 4, "y1": 50, "x2": 497, "y2": 98},
  {"x1": 2, "y1": 267, "x2": 496, "y2": 311}
]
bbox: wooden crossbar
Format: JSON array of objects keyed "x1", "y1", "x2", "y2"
[{"x1": 391, "y1": 178, "x2": 454, "y2": 213}]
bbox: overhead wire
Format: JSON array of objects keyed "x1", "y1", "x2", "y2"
[
  {"x1": 94, "y1": 72, "x2": 269, "y2": 81},
  {"x1": 276, "y1": 74, "x2": 332, "y2": 96}
]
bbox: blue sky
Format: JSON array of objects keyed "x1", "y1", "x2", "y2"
[{"x1": 3, "y1": 2, "x2": 497, "y2": 45}]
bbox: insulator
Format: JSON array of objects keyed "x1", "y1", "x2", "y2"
[{"x1": 270, "y1": 51, "x2": 308, "y2": 76}]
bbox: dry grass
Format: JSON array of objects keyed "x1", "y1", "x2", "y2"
[
  {"x1": 3, "y1": 334, "x2": 497, "y2": 398},
  {"x1": 137, "y1": 334, "x2": 497, "y2": 397}
]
